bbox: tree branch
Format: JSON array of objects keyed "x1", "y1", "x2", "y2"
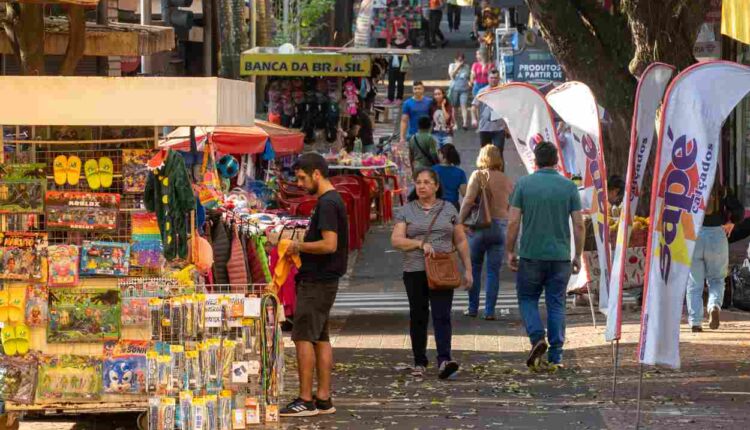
[
  {"x1": 60, "y1": 5, "x2": 86, "y2": 76},
  {"x1": 2, "y1": 4, "x2": 23, "y2": 69},
  {"x1": 16, "y1": 3, "x2": 45, "y2": 75}
]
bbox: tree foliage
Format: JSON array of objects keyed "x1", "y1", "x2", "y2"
[
  {"x1": 525, "y1": 0, "x2": 710, "y2": 174},
  {"x1": 273, "y1": 0, "x2": 336, "y2": 46}
]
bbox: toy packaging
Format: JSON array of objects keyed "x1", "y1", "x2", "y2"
[
  {"x1": 103, "y1": 340, "x2": 149, "y2": 395},
  {"x1": 122, "y1": 149, "x2": 154, "y2": 193},
  {"x1": 36, "y1": 355, "x2": 102, "y2": 401},
  {"x1": 80, "y1": 241, "x2": 131, "y2": 277},
  {"x1": 0, "y1": 232, "x2": 47, "y2": 281},
  {"x1": 45, "y1": 191, "x2": 120, "y2": 231},
  {"x1": 25, "y1": 284, "x2": 48, "y2": 327},
  {"x1": 47, "y1": 287, "x2": 121, "y2": 343},
  {"x1": 47, "y1": 245, "x2": 80, "y2": 286}
]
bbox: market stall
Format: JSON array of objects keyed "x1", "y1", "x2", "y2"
[{"x1": 0, "y1": 77, "x2": 290, "y2": 429}]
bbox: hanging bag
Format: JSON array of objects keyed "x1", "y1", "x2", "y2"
[
  {"x1": 195, "y1": 142, "x2": 223, "y2": 209},
  {"x1": 463, "y1": 170, "x2": 492, "y2": 229},
  {"x1": 422, "y1": 202, "x2": 461, "y2": 290}
]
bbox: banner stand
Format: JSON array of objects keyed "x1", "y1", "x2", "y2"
[
  {"x1": 587, "y1": 288, "x2": 597, "y2": 329},
  {"x1": 635, "y1": 363, "x2": 645, "y2": 429},
  {"x1": 611, "y1": 340, "x2": 620, "y2": 402}
]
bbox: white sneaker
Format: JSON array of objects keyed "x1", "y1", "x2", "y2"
[{"x1": 410, "y1": 365, "x2": 426, "y2": 378}]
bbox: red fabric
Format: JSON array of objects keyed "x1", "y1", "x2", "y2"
[
  {"x1": 227, "y1": 229, "x2": 249, "y2": 292},
  {"x1": 246, "y1": 237, "x2": 267, "y2": 285},
  {"x1": 162, "y1": 121, "x2": 304, "y2": 156},
  {"x1": 270, "y1": 247, "x2": 297, "y2": 317}
]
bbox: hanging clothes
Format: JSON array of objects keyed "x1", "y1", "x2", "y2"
[
  {"x1": 144, "y1": 150, "x2": 196, "y2": 260},
  {"x1": 226, "y1": 226, "x2": 249, "y2": 292},
  {"x1": 269, "y1": 242, "x2": 299, "y2": 318},
  {"x1": 209, "y1": 213, "x2": 231, "y2": 286},
  {"x1": 246, "y1": 236, "x2": 267, "y2": 285}
]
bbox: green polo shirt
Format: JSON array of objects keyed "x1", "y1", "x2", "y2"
[{"x1": 510, "y1": 168, "x2": 582, "y2": 261}]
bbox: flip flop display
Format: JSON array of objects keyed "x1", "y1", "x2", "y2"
[
  {"x1": 67, "y1": 155, "x2": 82, "y2": 186},
  {"x1": 7, "y1": 285, "x2": 25, "y2": 323},
  {"x1": 53, "y1": 155, "x2": 68, "y2": 186},
  {"x1": 1, "y1": 324, "x2": 17, "y2": 355},
  {"x1": 98, "y1": 157, "x2": 114, "y2": 188},
  {"x1": 14, "y1": 323, "x2": 30, "y2": 355},
  {"x1": 84, "y1": 159, "x2": 101, "y2": 190}
]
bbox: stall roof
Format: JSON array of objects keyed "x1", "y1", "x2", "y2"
[
  {"x1": 301, "y1": 46, "x2": 422, "y2": 56},
  {"x1": 0, "y1": 18, "x2": 175, "y2": 57},
  {"x1": 160, "y1": 122, "x2": 304, "y2": 156},
  {"x1": 0, "y1": 77, "x2": 255, "y2": 126}
]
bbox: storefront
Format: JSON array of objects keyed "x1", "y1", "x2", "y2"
[{"x1": 0, "y1": 76, "x2": 291, "y2": 429}]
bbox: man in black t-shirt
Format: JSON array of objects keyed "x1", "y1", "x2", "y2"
[{"x1": 281, "y1": 153, "x2": 349, "y2": 418}]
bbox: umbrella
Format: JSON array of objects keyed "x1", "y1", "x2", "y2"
[{"x1": 160, "y1": 120, "x2": 304, "y2": 156}]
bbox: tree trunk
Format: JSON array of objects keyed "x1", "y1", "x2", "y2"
[
  {"x1": 60, "y1": 6, "x2": 86, "y2": 76},
  {"x1": 3, "y1": 3, "x2": 45, "y2": 75}
]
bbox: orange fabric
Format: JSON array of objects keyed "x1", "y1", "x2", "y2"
[
  {"x1": 272, "y1": 239, "x2": 301, "y2": 293},
  {"x1": 429, "y1": 0, "x2": 443, "y2": 9}
]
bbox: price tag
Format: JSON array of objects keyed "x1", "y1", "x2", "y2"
[{"x1": 244, "y1": 297, "x2": 261, "y2": 317}]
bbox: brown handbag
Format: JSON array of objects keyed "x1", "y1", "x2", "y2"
[
  {"x1": 463, "y1": 170, "x2": 492, "y2": 229},
  {"x1": 422, "y1": 201, "x2": 462, "y2": 290}
]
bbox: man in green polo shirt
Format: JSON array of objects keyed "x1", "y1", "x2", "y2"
[{"x1": 506, "y1": 142, "x2": 584, "y2": 368}]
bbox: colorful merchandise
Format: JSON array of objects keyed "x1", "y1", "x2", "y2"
[
  {"x1": 45, "y1": 191, "x2": 120, "y2": 231},
  {"x1": 80, "y1": 241, "x2": 130, "y2": 276},
  {"x1": 0, "y1": 163, "x2": 45, "y2": 214},
  {"x1": 52, "y1": 155, "x2": 82, "y2": 186},
  {"x1": 1, "y1": 323, "x2": 30, "y2": 356},
  {"x1": 47, "y1": 245, "x2": 80, "y2": 286},
  {"x1": 84, "y1": 157, "x2": 114, "y2": 190},
  {"x1": 131, "y1": 212, "x2": 163, "y2": 269},
  {"x1": 123, "y1": 149, "x2": 153, "y2": 193},
  {"x1": 36, "y1": 355, "x2": 102, "y2": 401},
  {"x1": 48, "y1": 287, "x2": 121, "y2": 343},
  {"x1": 145, "y1": 150, "x2": 196, "y2": 260},
  {"x1": 0, "y1": 355, "x2": 38, "y2": 404},
  {"x1": 0, "y1": 284, "x2": 26, "y2": 323},
  {"x1": 0, "y1": 232, "x2": 47, "y2": 281},
  {"x1": 103, "y1": 340, "x2": 149, "y2": 394},
  {"x1": 25, "y1": 284, "x2": 48, "y2": 327}
]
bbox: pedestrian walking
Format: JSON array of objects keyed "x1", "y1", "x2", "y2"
[
  {"x1": 471, "y1": 69, "x2": 506, "y2": 150},
  {"x1": 448, "y1": 53, "x2": 471, "y2": 130},
  {"x1": 428, "y1": 0, "x2": 448, "y2": 48},
  {"x1": 391, "y1": 168, "x2": 472, "y2": 380},
  {"x1": 433, "y1": 144, "x2": 467, "y2": 211},
  {"x1": 430, "y1": 87, "x2": 455, "y2": 147},
  {"x1": 408, "y1": 116, "x2": 439, "y2": 170},
  {"x1": 686, "y1": 182, "x2": 744, "y2": 332},
  {"x1": 280, "y1": 153, "x2": 349, "y2": 417},
  {"x1": 506, "y1": 142, "x2": 584, "y2": 368},
  {"x1": 446, "y1": 0, "x2": 461, "y2": 31},
  {"x1": 400, "y1": 81, "x2": 433, "y2": 142},
  {"x1": 386, "y1": 28, "x2": 412, "y2": 105},
  {"x1": 470, "y1": 49, "x2": 492, "y2": 97},
  {"x1": 471, "y1": 0, "x2": 488, "y2": 41},
  {"x1": 459, "y1": 145, "x2": 514, "y2": 320}
]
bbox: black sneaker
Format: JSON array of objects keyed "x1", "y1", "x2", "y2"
[
  {"x1": 438, "y1": 361, "x2": 459, "y2": 380},
  {"x1": 691, "y1": 325, "x2": 703, "y2": 333},
  {"x1": 280, "y1": 398, "x2": 318, "y2": 417},
  {"x1": 526, "y1": 340, "x2": 548, "y2": 368},
  {"x1": 314, "y1": 396, "x2": 336, "y2": 415}
]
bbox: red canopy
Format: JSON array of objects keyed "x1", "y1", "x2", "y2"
[{"x1": 160, "y1": 120, "x2": 304, "y2": 156}]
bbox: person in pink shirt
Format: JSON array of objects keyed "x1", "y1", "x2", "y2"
[{"x1": 470, "y1": 49, "x2": 492, "y2": 97}]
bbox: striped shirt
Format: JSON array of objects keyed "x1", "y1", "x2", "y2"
[{"x1": 395, "y1": 200, "x2": 458, "y2": 272}]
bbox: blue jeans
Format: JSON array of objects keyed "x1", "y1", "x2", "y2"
[
  {"x1": 467, "y1": 219, "x2": 507, "y2": 316},
  {"x1": 472, "y1": 82, "x2": 488, "y2": 97},
  {"x1": 433, "y1": 131, "x2": 453, "y2": 147},
  {"x1": 686, "y1": 226, "x2": 728, "y2": 326},
  {"x1": 516, "y1": 258, "x2": 572, "y2": 364}
]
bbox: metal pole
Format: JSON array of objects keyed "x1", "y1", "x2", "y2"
[
  {"x1": 203, "y1": 0, "x2": 213, "y2": 76},
  {"x1": 140, "y1": 0, "x2": 153, "y2": 74},
  {"x1": 587, "y1": 286, "x2": 597, "y2": 329},
  {"x1": 612, "y1": 340, "x2": 620, "y2": 402},
  {"x1": 250, "y1": 0, "x2": 257, "y2": 49},
  {"x1": 283, "y1": 0, "x2": 290, "y2": 38},
  {"x1": 635, "y1": 363, "x2": 644, "y2": 430}
]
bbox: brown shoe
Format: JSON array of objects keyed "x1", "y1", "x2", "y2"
[
  {"x1": 691, "y1": 326, "x2": 703, "y2": 333},
  {"x1": 526, "y1": 340, "x2": 548, "y2": 368},
  {"x1": 708, "y1": 306, "x2": 720, "y2": 330}
]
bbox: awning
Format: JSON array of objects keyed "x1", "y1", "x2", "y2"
[
  {"x1": 721, "y1": 0, "x2": 750, "y2": 45},
  {"x1": 0, "y1": 19, "x2": 175, "y2": 57},
  {"x1": 0, "y1": 76, "x2": 254, "y2": 126},
  {"x1": 160, "y1": 121, "x2": 304, "y2": 156}
]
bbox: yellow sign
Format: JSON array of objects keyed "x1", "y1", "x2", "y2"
[{"x1": 240, "y1": 53, "x2": 371, "y2": 77}]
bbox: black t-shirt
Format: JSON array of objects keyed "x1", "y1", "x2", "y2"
[{"x1": 298, "y1": 190, "x2": 349, "y2": 281}]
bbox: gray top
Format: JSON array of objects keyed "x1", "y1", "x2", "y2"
[
  {"x1": 472, "y1": 87, "x2": 506, "y2": 132},
  {"x1": 395, "y1": 200, "x2": 458, "y2": 272}
]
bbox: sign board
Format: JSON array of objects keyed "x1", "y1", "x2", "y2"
[
  {"x1": 240, "y1": 53, "x2": 371, "y2": 77},
  {"x1": 513, "y1": 49, "x2": 565, "y2": 82}
]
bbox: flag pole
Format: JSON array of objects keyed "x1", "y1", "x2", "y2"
[
  {"x1": 611, "y1": 339, "x2": 620, "y2": 402},
  {"x1": 635, "y1": 363, "x2": 644, "y2": 429},
  {"x1": 587, "y1": 287, "x2": 597, "y2": 328}
]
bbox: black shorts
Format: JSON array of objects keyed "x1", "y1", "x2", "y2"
[{"x1": 291, "y1": 279, "x2": 339, "y2": 343}]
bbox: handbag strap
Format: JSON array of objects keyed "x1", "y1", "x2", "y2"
[
  {"x1": 421, "y1": 201, "x2": 446, "y2": 247},
  {"x1": 411, "y1": 135, "x2": 438, "y2": 166}
]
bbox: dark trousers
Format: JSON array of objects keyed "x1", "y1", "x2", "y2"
[
  {"x1": 479, "y1": 131, "x2": 505, "y2": 151},
  {"x1": 428, "y1": 10, "x2": 445, "y2": 46},
  {"x1": 403, "y1": 271, "x2": 454, "y2": 367},
  {"x1": 387, "y1": 66, "x2": 406, "y2": 101},
  {"x1": 447, "y1": 4, "x2": 461, "y2": 30}
]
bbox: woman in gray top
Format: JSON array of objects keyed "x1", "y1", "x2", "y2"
[{"x1": 391, "y1": 168, "x2": 472, "y2": 380}]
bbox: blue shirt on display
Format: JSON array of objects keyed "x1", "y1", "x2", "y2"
[{"x1": 402, "y1": 96, "x2": 433, "y2": 137}]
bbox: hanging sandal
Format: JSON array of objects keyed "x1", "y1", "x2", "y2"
[
  {"x1": 84, "y1": 159, "x2": 101, "y2": 190},
  {"x1": 0, "y1": 289, "x2": 10, "y2": 322},
  {"x1": 67, "y1": 155, "x2": 82, "y2": 186},
  {"x1": 53, "y1": 155, "x2": 68, "y2": 186},
  {"x1": 98, "y1": 156, "x2": 114, "y2": 188},
  {"x1": 13, "y1": 324, "x2": 30, "y2": 355},
  {"x1": 1, "y1": 325, "x2": 17, "y2": 356},
  {"x1": 7, "y1": 285, "x2": 25, "y2": 323}
]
